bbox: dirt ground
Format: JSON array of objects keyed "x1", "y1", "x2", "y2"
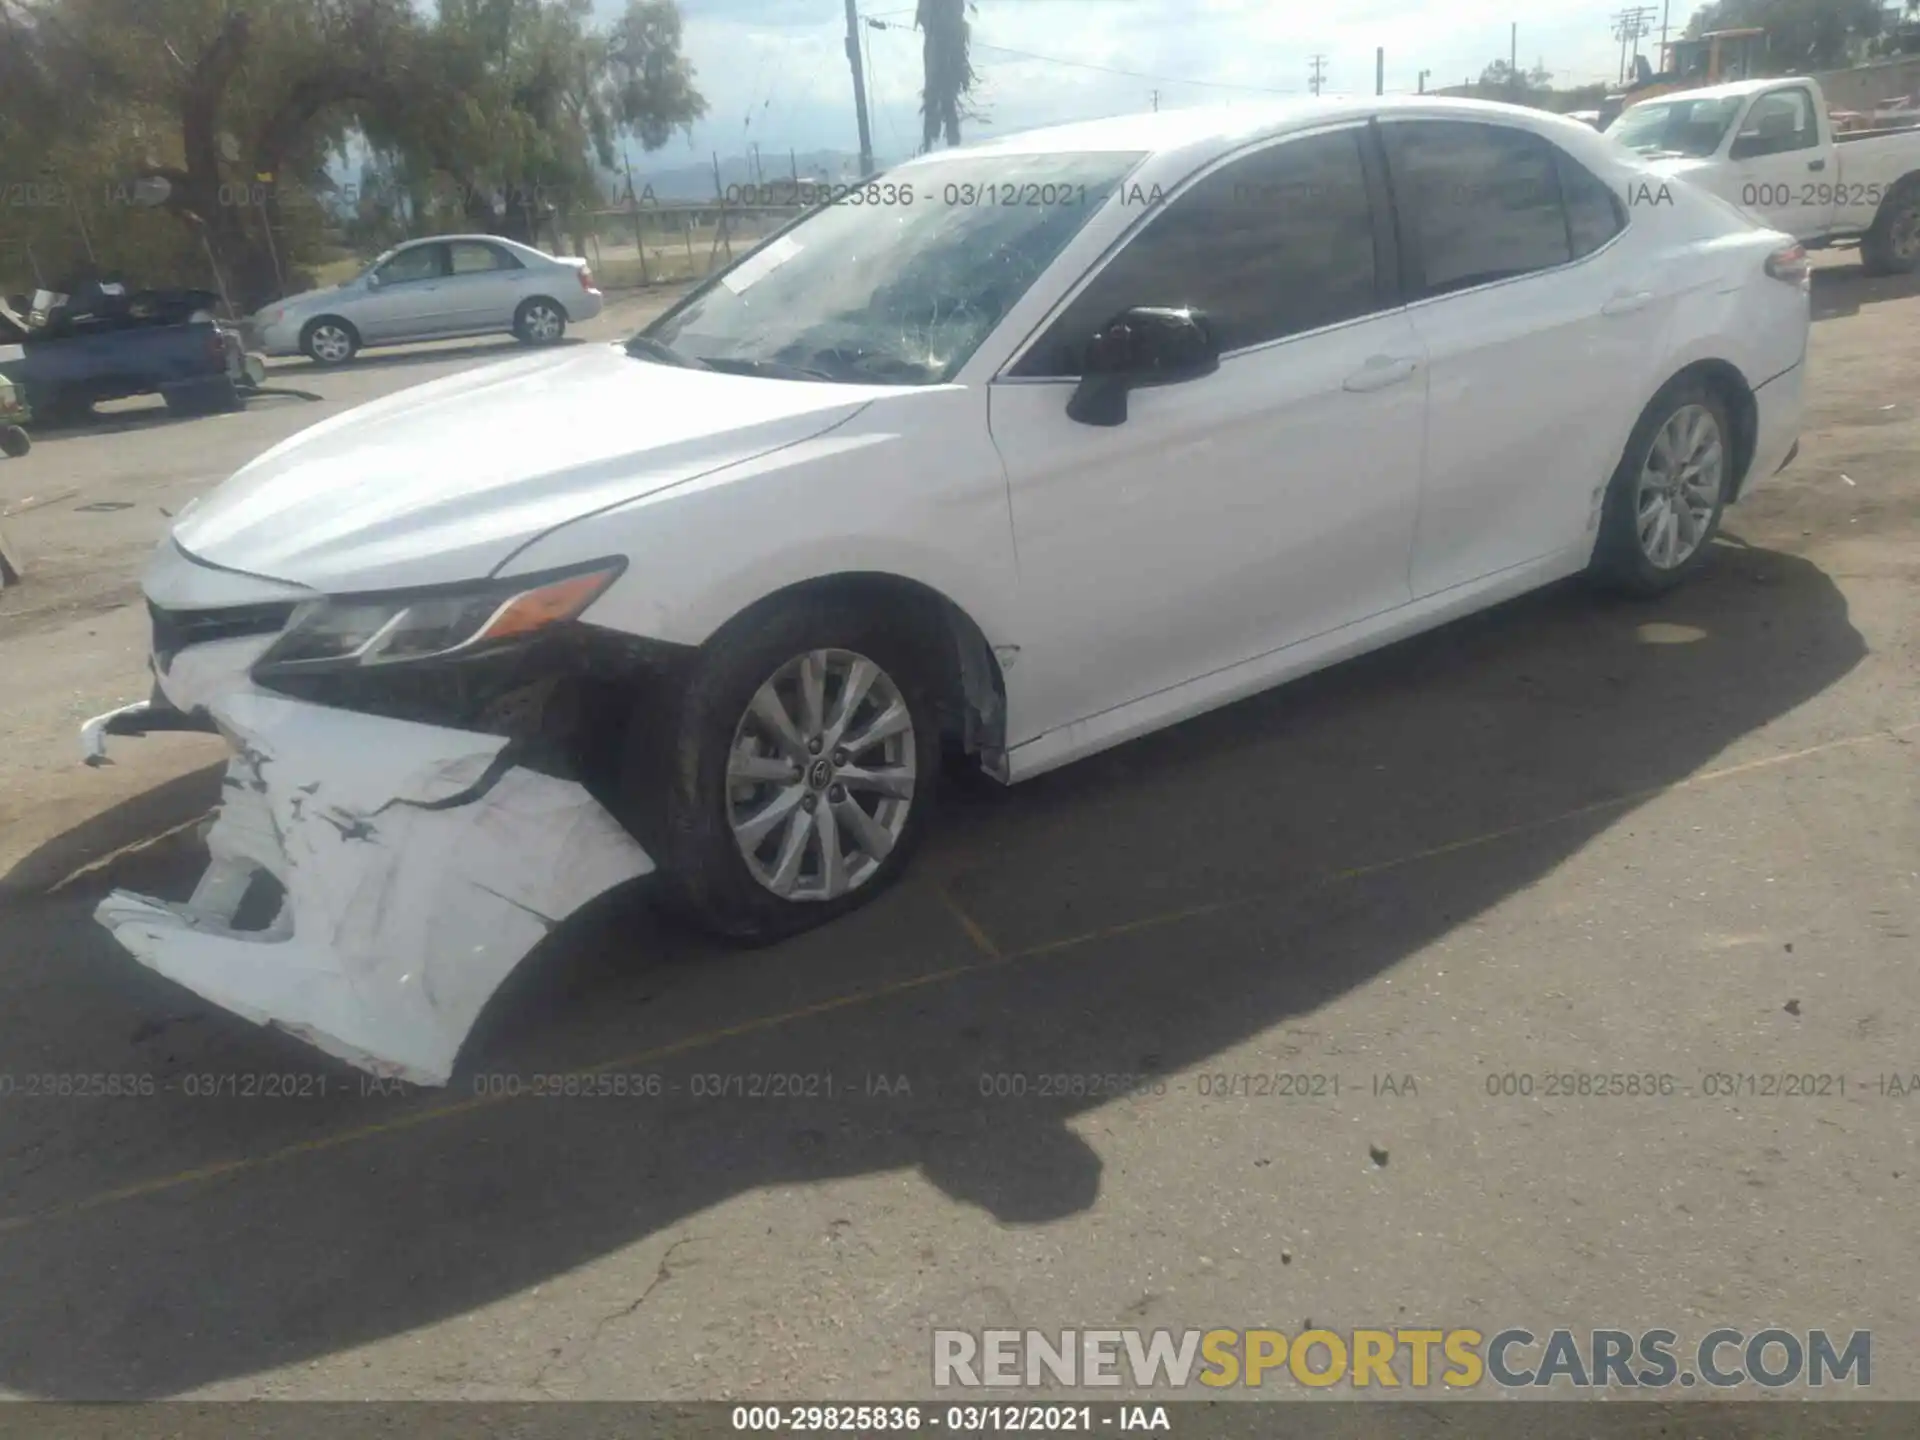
[{"x1": 0, "y1": 257, "x2": 1916, "y2": 1406}]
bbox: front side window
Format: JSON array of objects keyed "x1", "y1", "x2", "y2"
[
  {"x1": 1608, "y1": 96, "x2": 1744, "y2": 158},
  {"x1": 1382, "y1": 121, "x2": 1571, "y2": 296},
  {"x1": 640, "y1": 151, "x2": 1145, "y2": 385},
  {"x1": 375, "y1": 245, "x2": 445, "y2": 285},
  {"x1": 1014, "y1": 129, "x2": 1380, "y2": 377},
  {"x1": 1735, "y1": 88, "x2": 1817, "y2": 156}
]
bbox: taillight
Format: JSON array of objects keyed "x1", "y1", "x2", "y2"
[
  {"x1": 1765, "y1": 243, "x2": 1810, "y2": 286},
  {"x1": 577, "y1": 266, "x2": 595, "y2": 291}
]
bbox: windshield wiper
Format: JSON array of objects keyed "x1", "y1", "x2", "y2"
[
  {"x1": 698, "y1": 356, "x2": 837, "y2": 382},
  {"x1": 624, "y1": 335, "x2": 711, "y2": 369}
]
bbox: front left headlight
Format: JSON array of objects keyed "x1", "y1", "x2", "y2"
[{"x1": 253, "y1": 560, "x2": 624, "y2": 677}]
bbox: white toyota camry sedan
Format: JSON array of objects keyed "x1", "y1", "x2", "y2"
[{"x1": 82, "y1": 96, "x2": 1809, "y2": 1085}]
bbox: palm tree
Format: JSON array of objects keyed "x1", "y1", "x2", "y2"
[{"x1": 915, "y1": 0, "x2": 975, "y2": 151}]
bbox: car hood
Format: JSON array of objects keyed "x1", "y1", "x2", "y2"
[
  {"x1": 172, "y1": 345, "x2": 879, "y2": 591},
  {"x1": 258, "y1": 284, "x2": 349, "y2": 317}
]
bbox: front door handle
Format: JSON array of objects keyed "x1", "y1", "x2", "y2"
[
  {"x1": 1602, "y1": 291, "x2": 1656, "y2": 317},
  {"x1": 1808, "y1": 158, "x2": 1827, "y2": 171},
  {"x1": 1342, "y1": 356, "x2": 1419, "y2": 393}
]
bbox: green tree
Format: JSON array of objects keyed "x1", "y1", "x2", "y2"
[
  {"x1": 0, "y1": 0, "x2": 705, "y2": 308},
  {"x1": 915, "y1": 0, "x2": 977, "y2": 151}
]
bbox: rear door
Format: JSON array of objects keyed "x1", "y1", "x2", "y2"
[
  {"x1": 444, "y1": 240, "x2": 528, "y2": 332},
  {"x1": 1724, "y1": 85, "x2": 1837, "y2": 239},
  {"x1": 1379, "y1": 119, "x2": 1676, "y2": 597}
]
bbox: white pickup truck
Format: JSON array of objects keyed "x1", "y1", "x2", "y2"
[{"x1": 1607, "y1": 74, "x2": 1920, "y2": 275}]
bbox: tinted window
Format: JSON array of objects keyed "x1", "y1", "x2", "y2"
[
  {"x1": 1014, "y1": 129, "x2": 1379, "y2": 376},
  {"x1": 377, "y1": 245, "x2": 444, "y2": 284},
  {"x1": 450, "y1": 241, "x2": 517, "y2": 274},
  {"x1": 1736, "y1": 88, "x2": 1817, "y2": 155},
  {"x1": 1556, "y1": 151, "x2": 1626, "y2": 258},
  {"x1": 1383, "y1": 121, "x2": 1570, "y2": 296}
]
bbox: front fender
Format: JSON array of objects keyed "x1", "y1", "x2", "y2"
[{"x1": 509, "y1": 385, "x2": 1022, "y2": 652}]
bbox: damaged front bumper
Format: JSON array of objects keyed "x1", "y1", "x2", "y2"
[{"x1": 89, "y1": 687, "x2": 655, "y2": 1086}]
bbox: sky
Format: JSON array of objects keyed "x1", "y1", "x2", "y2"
[{"x1": 633, "y1": 0, "x2": 1694, "y2": 167}]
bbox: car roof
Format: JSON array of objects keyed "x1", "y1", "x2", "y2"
[
  {"x1": 887, "y1": 94, "x2": 1614, "y2": 175},
  {"x1": 398, "y1": 234, "x2": 544, "y2": 254}
]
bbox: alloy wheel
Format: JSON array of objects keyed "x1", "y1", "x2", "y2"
[
  {"x1": 524, "y1": 304, "x2": 564, "y2": 341},
  {"x1": 1635, "y1": 403, "x2": 1724, "y2": 571},
  {"x1": 726, "y1": 649, "x2": 917, "y2": 902},
  {"x1": 309, "y1": 324, "x2": 353, "y2": 363}
]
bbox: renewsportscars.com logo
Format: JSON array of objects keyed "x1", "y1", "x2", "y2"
[{"x1": 932, "y1": 1328, "x2": 1871, "y2": 1391}]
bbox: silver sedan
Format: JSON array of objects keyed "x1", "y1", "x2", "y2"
[{"x1": 246, "y1": 235, "x2": 606, "y2": 364}]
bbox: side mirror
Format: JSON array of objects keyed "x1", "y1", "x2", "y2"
[
  {"x1": 364, "y1": 271, "x2": 382, "y2": 290},
  {"x1": 1066, "y1": 306, "x2": 1221, "y2": 427},
  {"x1": 1729, "y1": 134, "x2": 1767, "y2": 160}
]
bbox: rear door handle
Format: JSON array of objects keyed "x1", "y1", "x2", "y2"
[
  {"x1": 1342, "y1": 356, "x2": 1419, "y2": 392},
  {"x1": 1602, "y1": 291, "x2": 1656, "y2": 317}
]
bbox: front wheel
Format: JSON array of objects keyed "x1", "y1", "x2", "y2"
[
  {"x1": 637, "y1": 596, "x2": 943, "y2": 943},
  {"x1": 300, "y1": 317, "x2": 360, "y2": 365},
  {"x1": 1588, "y1": 382, "x2": 1733, "y2": 598}
]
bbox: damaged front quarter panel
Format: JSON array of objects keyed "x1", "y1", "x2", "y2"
[{"x1": 95, "y1": 688, "x2": 655, "y2": 1086}]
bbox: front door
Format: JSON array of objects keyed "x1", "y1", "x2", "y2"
[
  {"x1": 1724, "y1": 85, "x2": 1836, "y2": 240},
  {"x1": 989, "y1": 124, "x2": 1429, "y2": 745},
  {"x1": 361, "y1": 242, "x2": 453, "y2": 341}
]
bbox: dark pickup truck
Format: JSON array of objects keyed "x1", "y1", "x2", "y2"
[{"x1": 0, "y1": 282, "x2": 247, "y2": 424}]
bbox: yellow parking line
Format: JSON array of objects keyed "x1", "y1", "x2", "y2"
[{"x1": 4, "y1": 719, "x2": 1914, "y2": 1235}]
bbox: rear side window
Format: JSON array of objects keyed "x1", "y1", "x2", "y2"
[
  {"x1": 1014, "y1": 128, "x2": 1380, "y2": 375},
  {"x1": 450, "y1": 241, "x2": 520, "y2": 274},
  {"x1": 1382, "y1": 121, "x2": 1571, "y2": 295},
  {"x1": 1557, "y1": 151, "x2": 1627, "y2": 258}
]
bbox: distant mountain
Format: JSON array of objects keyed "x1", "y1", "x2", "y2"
[{"x1": 611, "y1": 147, "x2": 907, "y2": 201}]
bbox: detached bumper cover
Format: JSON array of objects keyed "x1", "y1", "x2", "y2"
[{"x1": 93, "y1": 688, "x2": 654, "y2": 1086}]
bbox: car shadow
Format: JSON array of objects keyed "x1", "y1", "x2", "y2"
[
  {"x1": 1810, "y1": 258, "x2": 1920, "y2": 322},
  {"x1": 275, "y1": 336, "x2": 587, "y2": 376},
  {"x1": 0, "y1": 540, "x2": 1864, "y2": 1397}
]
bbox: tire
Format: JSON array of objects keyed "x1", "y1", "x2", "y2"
[
  {"x1": 632, "y1": 594, "x2": 944, "y2": 944},
  {"x1": 1860, "y1": 177, "x2": 1920, "y2": 278},
  {"x1": 1588, "y1": 381, "x2": 1733, "y2": 599},
  {"x1": 0, "y1": 424, "x2": 28, "y2": 458},
  {"x1": 513, "y1": 297, "x2": 568, "y2": 345},
  {"x1": 300, "y1": 317, "x2": 360, "y2": 365}
]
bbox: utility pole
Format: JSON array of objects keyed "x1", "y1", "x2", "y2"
[
  {"x1": 1612, "y1": 6, "x2": 1658, "y2": 83},
  {"x1": 843, "y1": 0, "x2": 875, "y2": 178},
  {"x1": 1659, "y1": 0, "x2": 1671, "y2": 71},
  {"x1": 1151, "y1": 88, "x2": 1160, "y2": 111},
  {"x1": 1509, "y1": 22, "x2": 1519, "y2": 100},
  {"x1": 1418, "y1": 68, "x2": 1431, "y2": 94},
  {"x1": 1309, "y1": 54, "x2": 1327, "y2": 96},
  {"x1": 1376, "y1": 47, "x2": 1385, "y2": 96}
]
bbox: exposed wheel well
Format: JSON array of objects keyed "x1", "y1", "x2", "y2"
[
  {"x1": 703, "y1": 573, "x2": 1009, "y2": 761},
  {"x1": 1658, "y1": 359, "x2": 1757, "y2": 500}
]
